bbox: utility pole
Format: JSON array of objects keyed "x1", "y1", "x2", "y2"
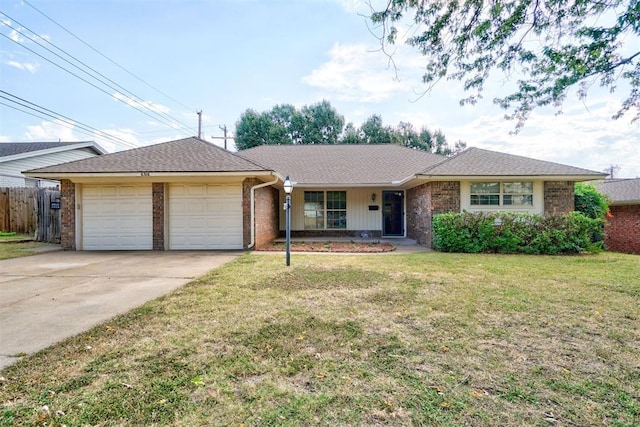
[
  {"x1": 197, "y1": 111, "x2": 202, "y2": 138},
  {"x1": 604, "y1": 164, "x2": 620, "y2": 180},
  {"x1": 219, "y1": 125, "x2": 228, "y2": 150}
]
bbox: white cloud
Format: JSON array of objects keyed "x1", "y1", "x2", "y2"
[
  {"x1": 9, "y1": 29, "x2": 25, "y2": 43},
  {"x1": 303, "y1": 42, "x2": 421, "y2": 102},
  {"x1": 6, "y1": 60, "x2": 39, "y2": 73},
  {"x1": 25, "y1": 120, "x2": 78, "y2": 141},
  {"x1": 112, "y1": 92, "x2": 171, "y2": 115},
  {"x1": 441, "y1": 98, "x2": 640, "y2": 178}
]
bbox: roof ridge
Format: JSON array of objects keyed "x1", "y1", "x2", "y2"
[{"x1": 199, "y1": 138, "x2": 275, "y2": 171}]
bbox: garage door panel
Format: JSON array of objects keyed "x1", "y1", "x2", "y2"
[
  {"x1": 82, "y1": 184, "x2": 152, "y2": 250},
  {"x1": 169, "y1": 184, "x2": 243, "y2": 250}
]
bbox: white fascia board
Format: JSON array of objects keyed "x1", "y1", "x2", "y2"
[{"x1": 416, "y1": 174, "x2": 607, "y2": 181}]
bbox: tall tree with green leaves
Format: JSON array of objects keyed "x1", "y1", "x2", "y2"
[
  {"x1": 370, "y1": 1, "x2": 640, "y2": 131},
  {"x1": 234, "y1": 109, "x2": 275, "y2": 150},
  {"x1": 235, "y1": 101, "x2": 345, "y2": 149},
  {"x1": 299, "y1": 100, "x2": 345, "y2": 144}
]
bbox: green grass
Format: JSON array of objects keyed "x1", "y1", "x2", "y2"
[
  {"x1": 1, "y1": 252, "x2": 639, "y2": 426},
  {"x1": 0, "y1": 239, "x2": 54, "y2": 260}
]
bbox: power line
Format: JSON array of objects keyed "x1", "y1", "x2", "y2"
[
  {"x1": 1, "y1": 90, "x2": 139, "y2": 148},
  {"x1": 0, "y1": 14, "x2": 194, "y2": 135},
  {"x1": 22, "y1": 0, "x2": 195, "y2": 113}
]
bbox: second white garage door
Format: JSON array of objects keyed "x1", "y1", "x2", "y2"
[{"x1": 168, "y1": 184, "x2": 243, "y2": 250}]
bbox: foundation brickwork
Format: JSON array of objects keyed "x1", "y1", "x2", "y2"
[
  {"x1": 605, "y1": 204, "x2": 640, "y2": 254},
  {"x1": 59, "y1": 179, "x2": 76, "y2": 250},
  {"x1": 544, "y1": 181, "x2": 575, "y2": 214}
]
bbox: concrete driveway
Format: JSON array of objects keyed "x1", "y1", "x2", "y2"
[{"x1": 0, "y1": 251, "x2": 240, "y2": 370}]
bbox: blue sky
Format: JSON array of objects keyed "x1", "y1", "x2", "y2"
[{"x1": 1, "y1": 0, "x2": 638, "y2": 178}]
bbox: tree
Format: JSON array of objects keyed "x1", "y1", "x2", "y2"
[
  {"x1": 234, "y1": 101, "x2": 345, "y2": 149},
  {"x1": 342, "y1": 122, "x2": 363, "y2": 144},
  {"x1": 299, "y1": 100, "x2": 345, "y2": 144},
  {"x1": 234, "y1": 109, "x2": 275, "y2": 150},
  {"x1": 235, "y1": 104, "x2": 466, "y2": 155},
  {"x1": 370, "y1": 1, "x2": 640, "y2": 131},
  {"x1": 360, "y1": 114, "x2": 393, "y2": 144}
]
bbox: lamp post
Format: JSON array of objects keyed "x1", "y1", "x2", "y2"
[{"x1": 283, "y1": 175, "x2": 293, "y2": 266}]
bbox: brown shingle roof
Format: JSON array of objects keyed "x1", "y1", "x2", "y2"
[
  {"x1": 239, "y1": 144, "x2": 445, "y2": 185},
  {"x1": 421, "y1": 147, "x2": 605, "y2": 177},
  {"x1": 28, "y1": 137, "x2": 268, "y2": 174},
  {"x1": 597, "y1": 178, "x2": 640, "y2": 204}
]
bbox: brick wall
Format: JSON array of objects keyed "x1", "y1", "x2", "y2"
[
  {"x1": 431, "y1": 181, "x2": 460, "y2": 214},
  {"x1": 243, "y1": 178, "x2": 279, "y2": 249},
  {"x1": 406, "y1": 182, "x2": 432, "y2": 246},
  {"x1": 254, "y1": 185, "x2": 279, "y2": 249},
  {"x1": 605, "y1": 204, "x2": 640, "y2": 254},
  {"x1": 406, "y1": 181, "x2": 459, "y2": 247},
  {"x1": 152, "y1": 183, "x2": 165, "y2": 250},
  {"x1": 60, "y1": 179, "x2": 76, "y2": 250},
  {"x1": 544, "y1": 181, "x2": 575, "y2": 214}
]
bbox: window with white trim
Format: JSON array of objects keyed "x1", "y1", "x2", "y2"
[
  {"x1": 304, "y1": 191, "x2": 347, "y2": 229},
  {"x1": 470, "y1": 182, "x2": 533, "y2": 207}
]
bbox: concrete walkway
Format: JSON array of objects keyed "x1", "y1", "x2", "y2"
[{"x1": 0, "y1": 251, "x2": 239, "y2": 370}]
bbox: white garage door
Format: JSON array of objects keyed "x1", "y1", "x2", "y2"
[
  {"x1": 82, "y1": 184, "x2": 152, "y2": 250},
  {"x1": 169, "y1": 184, "x2": 243, "y2": 250}
]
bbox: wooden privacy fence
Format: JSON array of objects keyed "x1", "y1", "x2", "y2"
[{"x1": 0, "y1": 187, "x2": 61, "y2": 243}]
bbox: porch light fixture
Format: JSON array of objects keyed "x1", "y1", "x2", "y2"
[
  {"x1": 283, "y1": 176, "x2": 293, "y2": 266},
  {"x1": 371, "y1": 193, "x2": 376, "y2": 202}
]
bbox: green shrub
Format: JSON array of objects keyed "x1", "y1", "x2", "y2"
[
  {"x1": 432, "y1": 211, "x2": 601, "y2": 254},
  {"x1": 575, "y1": 183, "x2": 609, "y2": 220}
]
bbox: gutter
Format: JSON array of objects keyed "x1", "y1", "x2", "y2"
[{"x1": 248, "y1": 174, "x2": 279, "y2": 249}]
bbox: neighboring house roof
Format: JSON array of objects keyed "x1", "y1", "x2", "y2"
[
  {"x1": 420, "y1": 147, "x2": 605, "y2": 178},
  {"x1": 597, "y1": 178, "x2": 640, "y2": 205},
  {"x1": 239, "y1": 144, "x2": 445, "y2": 186},
  {"x1": 0, "y1": 141, "x2": 106, "y2": 163},
  {"x1": 27, "y1": 137, "x2": 270, "y2": 175}
]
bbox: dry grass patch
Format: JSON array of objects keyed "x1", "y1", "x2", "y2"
[{"x1": 1, "y1": 252, "x2": 639, "y2": 426}]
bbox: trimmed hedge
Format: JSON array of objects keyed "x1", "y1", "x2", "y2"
[{"x1": 432, "y1": 211, "x2": 602, "y2": 254}]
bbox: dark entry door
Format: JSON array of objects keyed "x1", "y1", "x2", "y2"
[{"x1": 383, "y1": 191, "x2": 404, "y2": 236}]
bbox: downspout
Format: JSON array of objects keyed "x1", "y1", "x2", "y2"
[{"x1": 248, "y1": 175, "x2": 279, "y2": 249}]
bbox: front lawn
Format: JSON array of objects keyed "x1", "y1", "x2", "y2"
[{"x1": 1, "y1": 252, "x2": 639, "y2": 426}]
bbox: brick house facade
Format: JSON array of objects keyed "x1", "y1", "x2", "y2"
[{"x1": 29, "y1": 140, "x2": 605, "y2": 251}]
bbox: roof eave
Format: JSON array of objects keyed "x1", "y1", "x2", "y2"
[
  {"x1": 416, "y1": 174, "x2": 607, "y2": 181},
  {"x1": 24, "y1": 170, "x2": 274, "y2": 180},
  {"x1": 0, "y1": 141, "x2": 106, "y2": 163},
  {"x1": 609, "y1": 200, "x2": 640, "y2": 206}
]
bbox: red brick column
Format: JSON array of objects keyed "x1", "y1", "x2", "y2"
[
  {"x1": 605, "y1": 204, "x2": 640, "y2": 254},
  {"x1": 544, "y1": 181, "x2": 575, "y2": 214},
  {"x1": 152, "y1": 183, "x2": 165, "y2": 251},
  {"x1": 406, "y1": 181, "x2": 459, "y2": 247},
  {"x1": 60, "y1": 179, "x2": 76, "y2": 250}
]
